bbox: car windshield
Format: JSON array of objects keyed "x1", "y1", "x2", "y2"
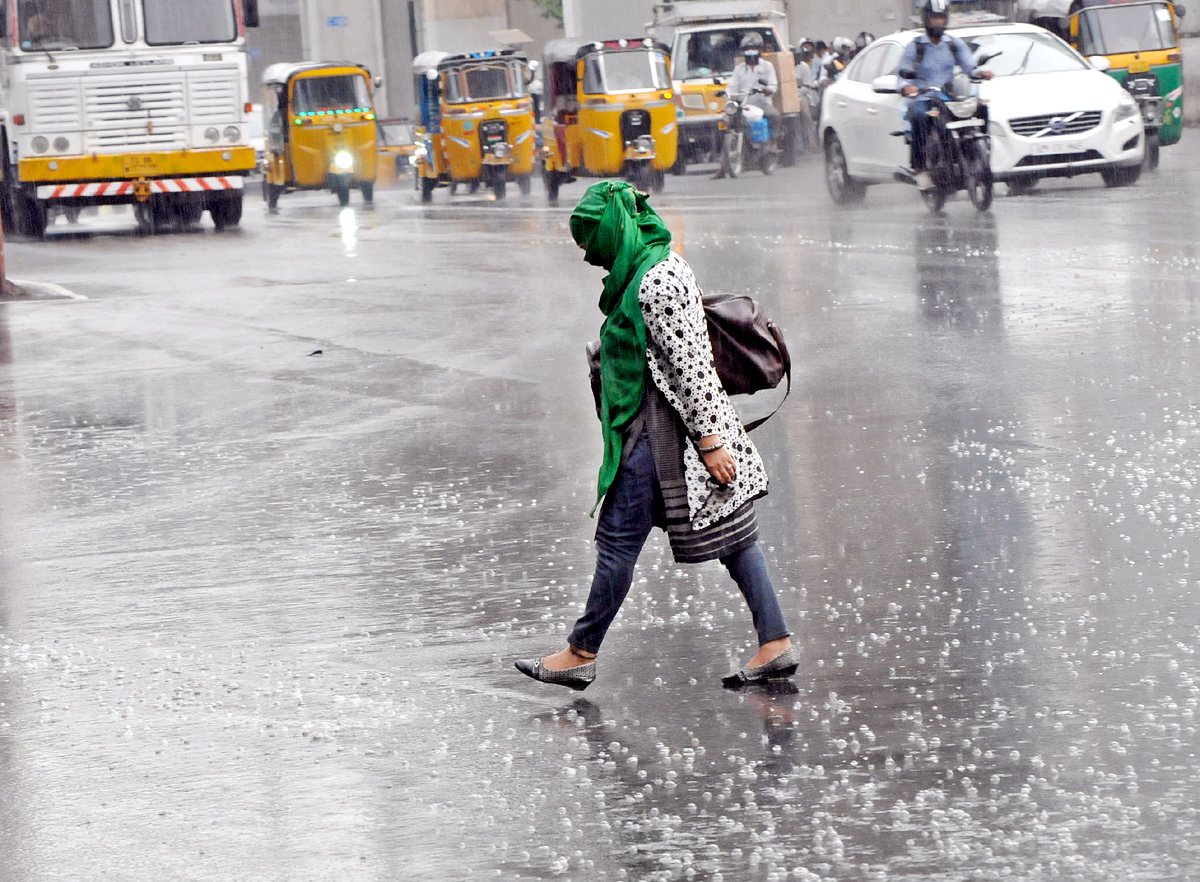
[
  {"x1": 582, "y1": 49, "x2": 671, "y2": 94},
  {"x1": 444, "y1": 62, "x2": 527, "y2": 103},
  {"x1": 1077, "y1": 2, "x2": 1177, "y2": 55},
  {"x1": 965, "y1": 30, "x2": 1090, "y2": 76},
  {"x1": 293, "y1": 74, "x2": 371, "y2": 114},
  {"x1": 672, "y1": 27, "x2": 780, "y2": 79},
  {"x1": 143, "y1": 0, "x2": 236, "y2": 45},
  {"x1": 18, "y1": 0, "x2": 114, "y2": 50}
]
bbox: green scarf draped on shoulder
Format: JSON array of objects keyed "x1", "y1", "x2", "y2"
[{"x1": 569, "y1": 181, "x2": 673, "y2": 510}]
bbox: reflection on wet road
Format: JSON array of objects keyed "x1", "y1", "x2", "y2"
[{"x1": 2, "y1": 151, "x2": 1200, "y2": 879}]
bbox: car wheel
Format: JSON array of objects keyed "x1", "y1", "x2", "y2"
[
  {"x1": 824, "y1": 132, "x2": 865, "y2": 204},
  {"x1": 1101, "y1": 163, "x2": 1141, "y2": 188},
  {"x1": 1007, "y1": 175, "x2": 1037, "y2": 196}
]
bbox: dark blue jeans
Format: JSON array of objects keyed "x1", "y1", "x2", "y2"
[{"x1": 568, "y1": 431, "x2": 791, "y2": 654}]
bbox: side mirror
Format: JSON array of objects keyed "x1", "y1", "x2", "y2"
[
  {"x1": 373, "y1": 76, "x2": 383, "y2": 88},
  {"x1": 1088, "y1": 55, "x2": 1111, "y2": 71},
  {"x1": 714, "y1": 89, "x2": 726, "y2": 98},
  {"x1": 243, "y1": 0, "x2": 259, "y2": 28},
  {"x1": 425, "y1": 68, "x2": 438, "y2": 81},
  {"x1": 1176, "y1": 3, "x2": 1186, "y2": 16},
  {"x1": 872, "y1": 74, "x2": 901, "y2": 94}
]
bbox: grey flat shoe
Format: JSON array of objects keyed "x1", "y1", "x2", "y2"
[
  {"x1": 515, "y1": 657, "x2": 596, "y2": 692},
  {"x1": 722, "y1": 643, "x2": 801, "y2": 689}
]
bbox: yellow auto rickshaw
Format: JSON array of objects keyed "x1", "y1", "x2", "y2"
[
  {"x1": 413, "y1": 49, "x2": 537, "y2": 202},
  {"x1": 540, "y1": 38, "x2": 678, "y2": 203},
  {"x1": 262, "y1": 62, "x2": 379, "y2": 209}
]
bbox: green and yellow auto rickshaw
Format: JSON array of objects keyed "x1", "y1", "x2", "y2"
[{"x1": 1035, "y1": 0, "x2": 1186, "y2": 168}]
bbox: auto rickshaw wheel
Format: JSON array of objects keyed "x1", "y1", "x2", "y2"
[
  {"x1": 517, "y1": 175, "x2": 532, "y2": 196},
  {"x1": 334, "y1": 184, "x2": 351, "y2": 207},
  {"x1": 266, "y1": 183, "x2": 282, "y2": 210},
  {"x1": 1145, "y1": 130, "x2": 1160, "y2": 172},
  {"x1": 420, "y1": 175, "x2": 437, "y2": 203},
  {"x1": 544, "y1": 169, "x2": 561, "y2": 204},
  {"x1": 650, "y1": 169, "x2": 665, "y2": 192},
  {"x1": 361, "y1": 182, "x2": 374, "y2": 204}
]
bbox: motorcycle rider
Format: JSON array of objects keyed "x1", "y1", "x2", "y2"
[
  {"x1": 899, "y1": 0, "x2": 992, "y2": 190},
  {"x1": 819, "y1": 36, "x2": 854, "y2": 86},
  {"x1": 728, "y1": 33, "x2": 778, "y2": 118}
]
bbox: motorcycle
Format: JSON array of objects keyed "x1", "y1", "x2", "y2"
[
  {"x1": 716, "y1": 89, "x2": 779, "y2": 178},
  {"x1": 894, "y1": 69, "x2": 992, "y2": 213}
]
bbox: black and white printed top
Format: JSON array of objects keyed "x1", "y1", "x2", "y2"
[{"x1": 639, "y1": 252, "x2": 769, "y2": 530}]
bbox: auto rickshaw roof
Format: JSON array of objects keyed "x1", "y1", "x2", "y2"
[
  {"x1": 547, "y1": 38, "x2": 671, "y2": 65},
  {"x1": 436, "y1": 48, "x2": 528, "y2": 72},
  {"x1": 263, "y1": 61, "x2": 371, "y2": 86},
  {"x1": 1068, "y1": 0, "x2": 1168, "y2": 11},
  {"x1": 413, "y1": 50, "x2": 452, "y2": 76}
]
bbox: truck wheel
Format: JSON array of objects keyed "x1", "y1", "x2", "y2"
[
  {"x1": 20, "y1": 192, "x2": 48, "y2": 238},
  {"x1": 210, "y1": 193, "x2": 243, "y2": 230}
]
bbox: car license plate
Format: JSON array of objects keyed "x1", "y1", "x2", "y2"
[
  {"x1": 123, "y1": 155, "x2": 160, "y2": 175},
  {"x1": 1033, "y1": 140, "x2": 1082, "y2": 154}
]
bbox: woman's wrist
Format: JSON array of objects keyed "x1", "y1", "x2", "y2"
[{"x1": 698, "y1": 434, "x2": 724, "y2": 454}]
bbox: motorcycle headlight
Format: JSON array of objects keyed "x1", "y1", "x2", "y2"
[
  {"x1": 1113, "y1": 98, "x2": 1139, "y2": 123},
  {"x1": 334, "y1": 151, "x2": 353, "y2": 170},
  {"x1": 946, "y1": 97, "x2": 978, "y2": 119}
]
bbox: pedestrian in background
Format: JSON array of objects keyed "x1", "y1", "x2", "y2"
[{"x1": 514, "y1": 181, "x2": 798, "y2": 692}]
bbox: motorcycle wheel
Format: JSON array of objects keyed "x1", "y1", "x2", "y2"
[
  {"x1": 922, "y1": 186, "x2": 947, "y2": 213},
  {"x1": 966, "y1": 139, "x2": 993, "y2": 212},
  {"x1": 722, "y1": 132, "x2": 743, "y2": 179},
  {"x1": 761, "y1": 145, "x2": 777, "y2": 176},
  {"x1": 1145, "y1": 130, "x2": 1160, "y2": 172}
]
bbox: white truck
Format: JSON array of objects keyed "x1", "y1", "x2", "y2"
[
  {"x1": 648, "y1": 0, "x2": 802, "y2": 169},
  {"x1": 1, "y1": 0, "x2": 261, "y2": 237}
]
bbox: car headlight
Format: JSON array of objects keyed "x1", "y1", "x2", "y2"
[
  {"x1": 1113, "y1": 98, "x2": 1139, "y2": 123},
  {"x1": 334, "y1": 151, "x2": 353, "y2": 170}
]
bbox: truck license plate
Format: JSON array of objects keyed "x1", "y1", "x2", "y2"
[{"x1": 123, "y1": 155, "x2": 160, "y2": 175}]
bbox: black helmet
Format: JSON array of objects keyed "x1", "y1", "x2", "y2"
[
  {"x1": 855, "y1": 31, "x2": 874, "y2": 51},
  {"x1": 922, "y1": 0, "x2": 950, "y2": 36}
]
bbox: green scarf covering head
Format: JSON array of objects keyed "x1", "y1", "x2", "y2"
[{"x1": 569, "y1": 181, "x2": 673, "y2": 510}]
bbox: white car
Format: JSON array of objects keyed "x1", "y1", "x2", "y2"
[{"x1": 819, "y1": 22, "x2": 1145, "y2": 202}]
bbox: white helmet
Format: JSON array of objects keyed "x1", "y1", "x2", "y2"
[{"x1": 832, "y1": 36, "x2": 854, "y2": 54}]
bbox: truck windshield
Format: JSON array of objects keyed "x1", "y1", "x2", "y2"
[
  {"x1": 673, "y1": 27, "x2": 780, "y2": 79},
  {"x1": 445, "y1": 62, "x2": 528, "y2": 103},
  {"x1": 582, "y1": 50, "x2": 671, "y2": 94},
  {"x1": 143, "y1": 0, "x2": 237, "y2": 45},
  {"x1": 293, "y1": 75, "x2": 371, "y2": 114},
  {"x1": 1077, "y1": 2, "x2": 1177, "y2": 55},
  {"x1": 18, "y1": 0, "x2": 114, "y2": 50}
]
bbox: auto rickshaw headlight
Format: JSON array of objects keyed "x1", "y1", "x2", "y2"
[
  {"x1": 490, "y1": 142, "x2": 510, "y2": 159},
  {"x1": 31, "y1": 136, "x2": 49, "y2": 154},
  {"x1": 224, "y1": 126, "x2": 241, "y2": 143},
  {"x1": 205, "y1": 127, "x2": 221, "y2": 143},
  {"x1": 334, "y1": 151, "x2": 354, "y2": 170}
]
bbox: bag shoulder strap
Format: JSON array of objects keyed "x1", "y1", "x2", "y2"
[{"x1": 741, "y1": 320, "x2": 790, "y2": 432}]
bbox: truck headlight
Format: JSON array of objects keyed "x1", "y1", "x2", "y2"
[
  {"x1": 205, "y1": 127, "x2": 221, "y2": 143},
  {"x1": 223, "y1": 126, "x2": 241, "y2": 142},
  {"x1": 1113, "y1": 98, "x2": 1139, "y2": 123},
  {"x1": 334, "y1": 151, "x2": 353, "y2": 170},
  {"x1": 31, "y1": 136, "x2": 49, "y2": 154}
]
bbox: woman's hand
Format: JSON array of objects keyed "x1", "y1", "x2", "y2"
[{"x1": 699, "y1": 435, "x2": 737, "y2": 485}]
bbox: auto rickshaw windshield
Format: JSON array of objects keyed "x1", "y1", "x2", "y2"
[
  {"x1": 582, "y1": 50, "x2": 670, "y2": 94},
  {"x1": 293, "y1": 74, "x2": 371, "y2": 114},
  {"x1": 445, "y1": 62, "x2": 528, "y2": 103},
  {"x1": 1078, "y1": 2, "x2": 1177, "y2": 55}
]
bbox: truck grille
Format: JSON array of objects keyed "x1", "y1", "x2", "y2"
[
  {"x1": 28, "y1": 80, "x2": 83, "y2": 130},
  {"x1": 621, "y1": 109, "x2": 652, "y2": 143},
  {"x1": 1008, "y1": 111, "x2": 1102, "y2": 138},
  {"x1": 188, "y1": 72, "x2": 240, "y2": 123}
]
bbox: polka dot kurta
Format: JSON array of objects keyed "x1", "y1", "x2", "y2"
[{"x1": 639, "y1": 253, "x2": 769, "y2": 530}]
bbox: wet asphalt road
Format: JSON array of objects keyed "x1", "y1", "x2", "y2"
[{"x1": 2, "y1": 144, "x2": 1200, "y2": 881}]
